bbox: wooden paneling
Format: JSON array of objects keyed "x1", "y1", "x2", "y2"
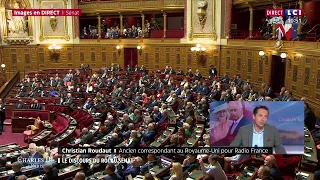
[
  {"x1": 225, "y1": 39, "x2": 320, "y2": 115},
  {"x1": 1, "y1": 40, "x2": 320, "y2": 114}
]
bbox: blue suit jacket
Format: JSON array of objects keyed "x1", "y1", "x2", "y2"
[
  {"x1": 118, "y1": 163, "x2": 140, "y2": 177},
  {"x1": 143, "y1": 130, "x2": 156, "y2": 143}
]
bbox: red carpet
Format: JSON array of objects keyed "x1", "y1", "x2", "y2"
[{"x1": 0, "y1": 123, "x2": 27, "y2": 147}]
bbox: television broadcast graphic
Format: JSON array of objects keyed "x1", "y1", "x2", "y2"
[
  {"x1": 1, "y1": 0, "x2": 320, "y2": 178},
  {"x1": 210, "y1": 101, "x2": 304, "y2": 154}
]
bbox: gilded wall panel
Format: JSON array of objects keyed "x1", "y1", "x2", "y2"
[
  {"x1": 187, "y1": 54, "x2": 192, "y2": 66},
  {"x1": 226, "y1": 57, "x2": 230, "y2": 70},
  {"x1": 91, "y1": 52, "x2": 95, "y2": 62},
  {"x1": 236, "y1": 58, "x2": 240, "y2": 71},
  {"x1": 25, "y1": 54, "x2": 30, "y2": 64},
  {"x1": 259, "y1": 59, "x2": 263, "y2": 74},
  {"x1": 248, "y1": 59, "x2": 252, "y2": 73},
  {"x1": 102, "y1": 52, "x2": 107, "y2": 62},
  {"x1": 305, "y1": 67, "x2": 310, "y2": 86}
]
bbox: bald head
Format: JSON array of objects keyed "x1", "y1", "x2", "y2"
[
  {"x1": 82, "y1": 128, "x2": 88, "y2": 134},
  {"x1": 74, "y1": 172, "x2": 85, "y2": 180}
]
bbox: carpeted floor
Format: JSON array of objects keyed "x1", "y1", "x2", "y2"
[{"x1": 0, "y1": 119, "x2": 27, "y2": 147}]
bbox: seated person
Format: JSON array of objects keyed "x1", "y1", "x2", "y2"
[
  {"x1": 140, "y1": 154, "x2": 158, "y2": 174},
  {"x1": 17, "y1": 175, "x2": 28, "y2": 180},
  {"x1": 15, "y1": 100, "x2": 25, "y2": 109},
  {"x1": 125, "y1": 130, "x2": 140, "y2": 148},
  {"x1": 144, "y1": 173, "x2": 155, "y2": 180},
  {"x1": 106, "y1": 133, "x2": 121, "y2": 148},
  {"x1": 141, "y1": 123, "x2": 156, "y2": 146},
  {"x1": 257, "y1": 166, "x2": 273, "y2": 180},
  {"x1": 198, "y1": 155, "x2": 227, "y2": 180},
  {"x1": 182, "y1": 154, "x2": 199, "y2": 174},
  {"x1": 264, "y1": 155, "x2": 282, "y2": 180},
  {"x1": 103, "y1": 163, "x2": 123, "y2": 180},
  {"x1": 23, "y1": 117, "x2": 42, "y2": 140},
  {"x1": 117, "y1": 156, "x2": 143, "y2": 178},
  {"x1": 42, "y1": 163, "x2": 58, "y2": 180},
  {"x1": 8, "y1": 162, "x2": 23, "y2": 180},
  {"x1": 169, "y1": 162, "x2": 184, "y2": 180},
  {"x1": 30, "y1": 100, "x2": 42, "y2": 110},
  {"x1": 90, "y1": 154, "x2": 107, "y2": 173},
  {"x1": 74, "y1": 172, "x2": 86, "y2": 180},
  {"x1": 80, "y1": 128, "x2": 93, "y2": 145},
  {"x1": 165, "y1": 134, "x2": 179, "y2": 148}
]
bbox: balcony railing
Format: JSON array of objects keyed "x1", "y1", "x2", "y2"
[{"x1": 79, "y1": 0, "x2": 185, "y2": 13}]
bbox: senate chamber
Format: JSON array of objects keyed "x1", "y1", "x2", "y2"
[{"x1": 0, "y1": 0, "x2": 320, "y2": 179}]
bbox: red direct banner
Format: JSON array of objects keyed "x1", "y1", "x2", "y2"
[{"x1": 12, "y1": 9, "x2": 82, "y2": 16}]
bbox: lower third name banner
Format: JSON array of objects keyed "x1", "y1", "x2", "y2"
[{"x1": 60, "y1": 147, "x2": 273, "y2": 154}]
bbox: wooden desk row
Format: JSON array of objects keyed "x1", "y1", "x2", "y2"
[{"x1": 302, "y1": 126, "x2": 318, "y2": 172}]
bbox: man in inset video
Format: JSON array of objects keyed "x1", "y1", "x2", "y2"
[{"x1": 230, "y1": 105, "x2": 287, "y2": 154}]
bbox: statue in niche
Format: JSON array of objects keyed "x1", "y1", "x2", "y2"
[
  {"x1": 6, "y1": 0, "x2": 28, "y2": 35},
  {"x1": 197, "y1": 0, "x2": 208, "y2": 29},
  {"x1": 49, "y1": 5, "x2": 58, "y2": 32},
  {"x1": 144, "y1": 20, "x2": 150, "y2": 37}
]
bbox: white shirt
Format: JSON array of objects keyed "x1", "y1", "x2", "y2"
[
  {"x1": 206, "y1": 162, "x2": 227, "y2": 180},
  {"x1": 230, "y1": 115, "x2": 243, "y2": 134},
  {"x1": 127, "y1": 138, "x2": 133, "y2": 147},
  {"x1": 86, "y1": 86, "x2": 93, "y2": 93}
]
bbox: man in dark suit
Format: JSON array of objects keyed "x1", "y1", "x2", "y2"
[
  {"x1": 277, "y1": 87, "x2": 286, "y2": 101},
  {"x1": 227, "y1": 101, "x2": 251, "y2": 136},
  {"x1": 209, "y1": 65, "x2": 217, "y2": 78},
  {"x1": 142, "y1": 123, "x2": 156, "y2": 145},
  {"x1": 132, "y1": 109, "x2": 142, "y2": 124},
  {"x1": 257, "y1": 166, "x2": 273, "y2": 180},
  {"x1": 64, "y1": 93, "x2": 74, "y2": 105},
  {"x1": 42, "y1": 164, "x2": 58, "y2": 180},
  {"x1": 82, "y1": 98, "x2": 94, "y2": 110},
  {"x1": 284, "y1": 90, "x2": 296, "y2": 101},
  {"x1": 104, "y1": 164, "x2": 123, "y2": 180},
  {"x1": 127, "y1": 130, "x2": 140, "y2": 148},
  {"x1": 8, "y1": 162, "x2": 23, "y2": 180},
  {"x1": 28, "y1": 143, "x2": 44, "y2": 168},
  {"x1": 74, "y1": 172, "x2": 86, "y2": 180},
  {"x1": 198, "y1": 98, "x2": 209, "y2": 117},
  {"x1": 30, "y1": 100, "x2": 42, "y2": 110},
  {"x1": 106, "y1": 133, "x2": 121, "y2": 148},
  {"x1": 264, "y1": 155, "x2": 283, "y2": 180},
  {"x1": 48, "y1": 77, "x2": 56, "y2": 87},
  {"x1": 182, "y1": 154, "x2": 199, "y2": 174},
  {"x1": 80, "y1": 128, "x2": 94, "y2": 145},
  {"x1": 117, "y1": 157, "x2": 143, "y2": 178},
  {"x1": 230, "y1": 105, "x2": 286, "y2": 154},
  {"x1": 200, "y1": 82, "x2": 209, "y2": 95},
  {"x1": 114, "y1": 98, "x2": 126, "y2": 110},
  {"x1": 140, "y1": 154, "x2": 158, "y2": 174}
]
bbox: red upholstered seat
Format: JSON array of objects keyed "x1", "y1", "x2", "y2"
[
  {"x1": 52, "y1": 122, "x2": 65, "y2": 132},
  {"x1": 52, "y1": 114, "x2": 69, "y2": 133},
  {"x1": 282, "y1": 176, "x2": 293, "y2": 180},
  {"x1": 79, "y1": 118, "x2": 93, "y2": 130}
]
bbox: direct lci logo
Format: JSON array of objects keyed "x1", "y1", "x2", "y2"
[{"x1": 265, "y1": 9, "x2": 305, "y2": 17}]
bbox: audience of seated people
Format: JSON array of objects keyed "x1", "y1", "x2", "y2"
[{"x1": 2, "y1": 64, "x2": 317, "y2": 180}]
